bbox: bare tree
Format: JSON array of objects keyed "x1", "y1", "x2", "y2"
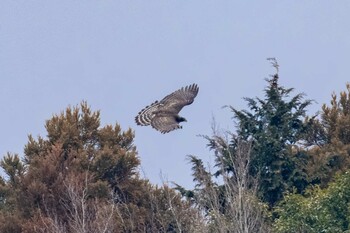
[
  {"x1": 158, "y1": 176, "x2": 208, "y2": 233},
  {"x1": 186, "y1": 127, "x2": 270, "y2": 233},
  {"x1": 40, "y1": 173, "x2": 118, "y2": 233}
]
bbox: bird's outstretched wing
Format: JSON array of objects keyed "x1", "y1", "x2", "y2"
[
  {"x1": 135, "y1": 101, "x2": 163, "y2": 126},
  {"x1": 135, "y1": 83, "x2": 199, "y2": 133},
  {"x1": 160, "y1": 84, "x2": 199, "y2": 113}
]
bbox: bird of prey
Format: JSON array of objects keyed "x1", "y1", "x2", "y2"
[{"x1": 135, "y1": 84, "x2": 199, "y2": 133}]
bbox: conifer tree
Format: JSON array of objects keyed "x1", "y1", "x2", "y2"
[
  {"x1": 176, "y1": 60, "x2": 312, "y2": 232},
  {"x1": 229, "y1": 59, "x2": 312, "y2": 206}
]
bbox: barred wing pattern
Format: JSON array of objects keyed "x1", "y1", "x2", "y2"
[
  {"x1": 135, "y1": 100, "x2": 163, "y2": 126},
  {"x1": 135, "y1": 84, "x2": 199, "y2": 133}
]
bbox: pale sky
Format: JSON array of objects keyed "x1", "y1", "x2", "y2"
[{"x1": 1, "y1": 1, "x2": 350, "y2": 188}]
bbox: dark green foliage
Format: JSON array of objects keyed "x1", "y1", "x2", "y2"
[
  {"x1": 174, "y1": 61, "x2": 316, "y2": 232},
  {"x1": 229, "y1": 61, "x2": 312, "y2": 206}
]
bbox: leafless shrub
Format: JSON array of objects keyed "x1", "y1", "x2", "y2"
[
  {"x1": 188, "y1": 127, "x2": 271, "y2": 233},
  {"x1": 39, "y1": 173, "x2": 118, "y2": 233}
]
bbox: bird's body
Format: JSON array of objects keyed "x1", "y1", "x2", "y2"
[{"x1": 135, "y1": 84, "x2": 199, "y2": 133}]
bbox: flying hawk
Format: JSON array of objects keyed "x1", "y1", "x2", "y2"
[{"x1": 135, "y1": 84, "x2": 199, "y2": 133}]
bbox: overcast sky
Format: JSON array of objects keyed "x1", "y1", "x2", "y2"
[{"x1": 1, "y1": 1, "x2": 350, "y2": 188}]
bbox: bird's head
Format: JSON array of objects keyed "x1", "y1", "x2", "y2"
[{"x1": 176, "y1": 116, "x2": 187, "y2": 123}]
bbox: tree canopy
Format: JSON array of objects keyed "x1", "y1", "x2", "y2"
[
  {"x1": 2, "y1": 61, "x2": 350, "y2": 232},
  {"x1": 0, "y1": 102, "x2": 201, "y2": 233},
  {"x1": 226, "y1": 60, "x2": 313, "y2": 206}
]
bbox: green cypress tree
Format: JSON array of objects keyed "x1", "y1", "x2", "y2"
[{"x1": 228, "y1": 59, "x2": 312, "y2": 206}]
